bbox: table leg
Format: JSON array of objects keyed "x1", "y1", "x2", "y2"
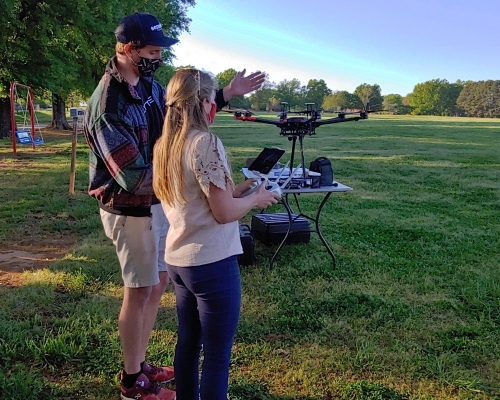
[
  {"x1": 269, "y1": 192, "x2": 337, "y2": 269},
  {"x1": 315, "y1": 192, "x2": 336, "y2": 267},
  {"x1": 269, "y1": 197, "x2": 294, "y2": 270}
]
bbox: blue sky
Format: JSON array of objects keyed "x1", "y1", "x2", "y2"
[{"x1": 171, "y1": 0, "x2": 500, "y2": 96}]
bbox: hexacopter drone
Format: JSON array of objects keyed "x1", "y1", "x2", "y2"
[{"x1": 229, "y1": 102, "x2": 379, "y2": 185}]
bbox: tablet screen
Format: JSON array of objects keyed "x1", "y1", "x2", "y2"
[{"x1": 247, "y1": 147, "x2": 285, "y2": 174}]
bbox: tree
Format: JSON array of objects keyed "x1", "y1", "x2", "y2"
[
  {"x1": 457, "y1": 80, "x2": 500, "y2": 118},
  {"x1": 409, "y1": 79, "x2": 463, "y2": 116},
  {"x1": 382, "y1": 93, "x2": 403, "y2": 113},
  {"x1": 275, "y1": 78, "x2": 302, "y2": 108},
  {"x1": 322, "y1": 90, "x2": 359, "y2": 111},
  {"x1": 0, "y1": 0, "x2": 194, "y2": 136},
  {"x1": 354, "y1": 83, "x2": 382, "y2": 108},
  {"x1": 304, "y1": 79, "x2": 332, "y2": 109},
  {"x1": 155, "y1": 64, "x2": 178, "y2": 88},
  {"x1": 249, "y1": 75, "x2": 275, "y2": 111}
]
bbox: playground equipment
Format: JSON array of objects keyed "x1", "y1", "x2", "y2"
[{"x1": 10, "y1": 82, "x2": 44, "y2": 155}]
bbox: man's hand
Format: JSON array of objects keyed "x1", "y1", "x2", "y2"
[{"x1": 223, "y1": 69, "x2": 266, "y2": 102}]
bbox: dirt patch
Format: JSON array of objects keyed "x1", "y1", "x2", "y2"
[
  {"x1": 0, "y1": 234, "x2": 78, "y2": 288},
  {"x1": 1, "y1": 128, "x2": 84, "y2": 287}
]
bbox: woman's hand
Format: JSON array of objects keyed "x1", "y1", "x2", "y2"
[
  {"x1": 233, "y1": 178, "x2": 257, "y2": 198},
  {"x1": 208, "y1": 180, "x2": 279, "y2": 224},
  {"x1": 253, "y1": 181, "x2": 280, "y2": 209}
]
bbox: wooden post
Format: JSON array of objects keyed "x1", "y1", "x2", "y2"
[{"x1": 69, "y1": 117, "x2": 78, "y2": 194}]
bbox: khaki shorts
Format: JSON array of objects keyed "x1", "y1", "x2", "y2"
[{"x1": 100, "y1": 204, "x2": 169, "y2": 288}]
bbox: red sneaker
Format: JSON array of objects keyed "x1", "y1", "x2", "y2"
[
  {"x1": 120, "y1": 372, "x2": 176, "y2": 400},
  {"x1": 142, "y1": 362, "x2": 175, "y2": 383}
]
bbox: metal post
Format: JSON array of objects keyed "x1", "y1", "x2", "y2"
[
  {"x1": 10, "y1": 83, "x2": 17, "y2": 156},
  {"x1": 69, "y1": 117, "x2": 78, "y2": 194}
]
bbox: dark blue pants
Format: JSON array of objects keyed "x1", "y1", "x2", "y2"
[{"x1": 167, "y1": 256, "x2": 241, "y2": 400}]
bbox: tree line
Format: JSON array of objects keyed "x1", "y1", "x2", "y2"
[
  {"x1": 239, "y1": 77, "x2": 500, "y2": 119},
  {"x1": 1, "y1": 0, "x2": 499, "y2": 139}
]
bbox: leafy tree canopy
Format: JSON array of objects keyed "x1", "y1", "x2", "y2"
[
  {"x1": 354, "y1": 83, "x2": 382, "y2": 108},
  {"x1": 0, "y1": 0, "x2": 195, "y2": 98},
  {"x1": 322, "y1": 90, "x2": 360, "y2": 111},
  {"x1": 275, "y1": 78, "x2": 301, "y2": 108},
  {"x1": 304, "y1": 79, "x2": 332, "y2": 109},
  {"x1": 457, "y1": 80, "x2": 500, "y2": 118},
  {"x1": 409, "y1": 79, "x2": 463, "y2": 116},
  {"x1": 0, "y1": 0, "x2": 194, "y2": 134}
]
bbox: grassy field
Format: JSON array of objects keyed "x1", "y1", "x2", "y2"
[
  {"x1": 13, "y1": 109, "x2": 81, "y2": 125},
  {"x1": 0, "y1": 114, "x2": 499, "y2": 399}
]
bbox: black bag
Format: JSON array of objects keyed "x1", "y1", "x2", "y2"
[
  {"x1": 309, "y1": 157, "x2": 334, "y2": 186},
  {"x1": 238, "y1": 224, "x2": 255, "y2": 266}
]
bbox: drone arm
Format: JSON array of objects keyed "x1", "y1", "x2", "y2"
[
  {"x1": 234, "y1": 115, "x2": 282, "y2": 126},
  {"x1": 315, "y1": 115, "x2": 361, "y2": 126}
]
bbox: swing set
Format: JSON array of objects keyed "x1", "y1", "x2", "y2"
[{"x1": 10, "y1": 82, "x2": 44, "y2": 155}]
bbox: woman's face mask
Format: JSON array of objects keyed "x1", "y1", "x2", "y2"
[{"x1": 207, "y1": 102, "x2": 217, "y2": 125}]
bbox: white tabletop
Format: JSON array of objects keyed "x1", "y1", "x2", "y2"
[{"x1": 281, "y1": 181, "x2": 352, "y2": 194}]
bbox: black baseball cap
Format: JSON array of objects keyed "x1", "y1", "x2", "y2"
[{"x1": 115, "y1": 13, "x2": 179, "y2": 47}]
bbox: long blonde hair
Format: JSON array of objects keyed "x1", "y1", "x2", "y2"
[{"x1": 153, "y1": 68, "x2": 217, "y2": 206}]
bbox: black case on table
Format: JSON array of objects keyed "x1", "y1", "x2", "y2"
[
  {"x1": 238, "y1": 224, "x2": 255, "y2": 266},
  {"x1": 251, "y1": 213, "x2": 310, "y2": 245}
]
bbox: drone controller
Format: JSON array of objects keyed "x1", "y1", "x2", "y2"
[
  {"x1": 264, "y1": 181, "x2": 282, "y2": 197},
  {"x1": 241, "y1": 178, "x2": 282, "y2": 198}
]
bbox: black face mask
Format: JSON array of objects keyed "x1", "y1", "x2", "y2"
[{"x1": 134, "y1": 51, "x2": 163, "y2": 77}]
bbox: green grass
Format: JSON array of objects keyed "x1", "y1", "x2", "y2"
[
  {"x1": 1, "y1": 114, "x2": 499, "y2": 399},
  {"x1": 13, "y1": 109, "x2": 81, "y2": 125}
]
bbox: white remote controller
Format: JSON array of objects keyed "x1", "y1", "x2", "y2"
[
  {"x1": 240, "y1": 179, "x2": 282, "y2": 197},
  {"x1": 264, "y1": 181, "x2": 282, "y2": 197},
  {"x1": 240, "y1": 178, "x2": 264, "y2": 197}
]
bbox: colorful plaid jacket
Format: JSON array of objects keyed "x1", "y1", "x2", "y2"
[
  {"x1": 84, "y1": 57, "x2": 228, "y2": 215},
  {"x1": 83, "y1": 56, "x2": 166, "y2": 215}
]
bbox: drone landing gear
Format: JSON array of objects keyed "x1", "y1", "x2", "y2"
[{"x1": 284, "y1": 134, "x2": 308, "y2": 188}]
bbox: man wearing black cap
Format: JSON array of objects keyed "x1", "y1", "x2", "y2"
[{"x1": 84, "y1": 12, "x2": 265, "y2": 400}]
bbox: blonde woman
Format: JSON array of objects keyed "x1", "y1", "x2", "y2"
[{"x1": 153, "y1": 69, "x2": 279, "y2": 400}]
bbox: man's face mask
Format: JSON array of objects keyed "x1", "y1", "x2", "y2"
[{"x1": 133, "y1": 50, "x2": 163, "y2": 77}]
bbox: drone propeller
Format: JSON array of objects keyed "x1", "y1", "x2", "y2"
[{"x1": 220, "y1": 107, "x2": 254, "y2": 116}]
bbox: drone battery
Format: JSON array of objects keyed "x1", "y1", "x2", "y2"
[
  {"x1": 251, "y1": 213, "x2": 310, "y2": 245},
  {"x1": 238, "y1": 224, "x2": 255, "y2": 266},
  {"x1": 305, "y1": 171, "x2": 321, "y2": 188}
]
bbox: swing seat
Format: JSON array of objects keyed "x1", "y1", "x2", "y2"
[
  {"x1": 16, "y1": 130, "x2": 33, "y2": 144},
  {"x1": 15, "y1": 130, "x2": 44, "y2": 146}
]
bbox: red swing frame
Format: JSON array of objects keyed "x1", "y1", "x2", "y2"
[{"x1": 10, "y1": 82, "x2": 36, "y2": 155}]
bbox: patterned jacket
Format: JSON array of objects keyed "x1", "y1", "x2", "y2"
[
  {"x1": 84, "y1": 56, "x2": 228, "y2": 216},
  {"x1": 84, "y1": 56, "x2": 166, "y2": 215}
]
